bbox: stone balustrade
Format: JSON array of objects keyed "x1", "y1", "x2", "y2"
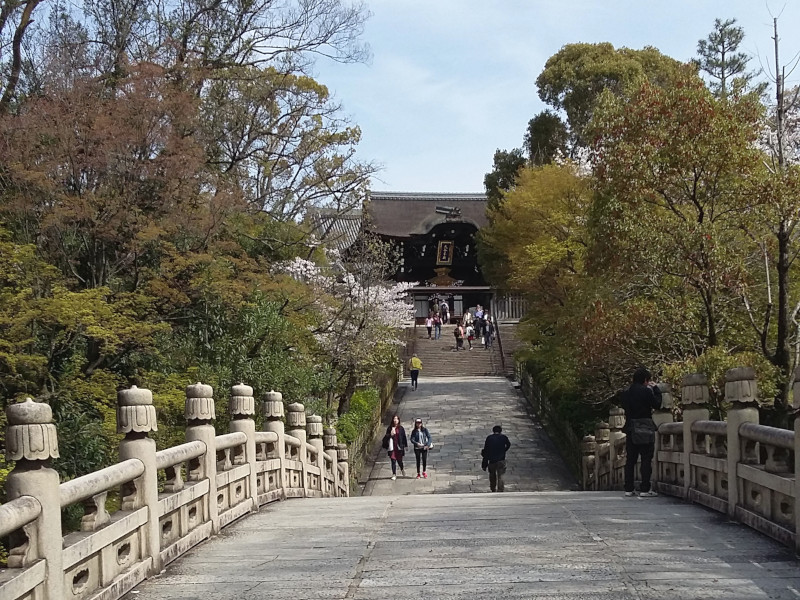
[
  {"x1": 582, "y1": 366, "x2": 800, "y2": 551},
  {"x1": 0, "y1": 383, "x2": 349, "y2": 600}
]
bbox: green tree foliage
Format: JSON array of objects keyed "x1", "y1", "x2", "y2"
[
  {"x1": 0, "y1": 0, "x2": 402, "y2": 485},
  {"x1": 589, "y1": 69, "x2": 764, "y2": 350},
  {"x1": 696, "y1": 18, "x2": 760, "y2": 99},
  {"x1": 536, "y1": 42, "x2": 683, "y2": 146},
  {"x1": 482, "y1": 41, "x2": 797, "y2": 424},
  {"x1": 484, "y1": 148, "x2": 526, "y2": 210},
  {"x1": 525, "y1": 110, "x2": 568, "y2": 166},
  {"x1": 484, "y1": 43, "x2": 682, "y2": 214}
]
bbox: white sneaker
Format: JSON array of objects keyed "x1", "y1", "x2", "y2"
[
  {"x1": 624, "y1": 491, "x2": 636, "y2": 497},
  {"x1": 638, "y1": 490, "x2": 658, "y2": 497},
  {"x1": 391, "y1": 475, "x2": 396, "y2": 481}
]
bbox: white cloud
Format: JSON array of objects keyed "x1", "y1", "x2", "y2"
[{"x1": 316, "y1": 0, "x2": 800, "y2": 192}]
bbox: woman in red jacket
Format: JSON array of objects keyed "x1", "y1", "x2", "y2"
[{"x1": 385, "y1": 415, "x2": 408, "y2": 480}]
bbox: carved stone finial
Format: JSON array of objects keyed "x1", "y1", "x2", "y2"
[
  {"x1": 287, "y1": 403, "x2": 306, "y2": 428},
  {"x1": 6, "y1": 398, "x2": 60, "y2": 461},
  {"x1": 581, "y1": 435, "x2": 597, "y2": 455},
  {"x1": 117, "y1": 386, "x2": 158, "y2": 434},
  {"x1": 725, "y1": 367, "x2": 758, "y2": 405},
  {"x1": 324, "y1": 427, "x2": 338, "y2": 450},
  {"x1": 336, "y1": 443, "x2": 349, "y2": 463},
  {"x1": 681, "y1": 373, "x2": 709, "y2": 405},
  {"x1": 307, "y1": 415, "x2": 323, "y2": 438},
  {"x1": 608, "y1": 407, "x2": 625, "y2": 431},
  {"x1": 793, "y1": 366, "x2": 800, "y2": 411},
  {"x1": 185, "y1": 382, "x2": 215, "y2": 422},
  {"x1": 656, "y1": 383, "x2": 674, "y2": 411},
  {"x1": 594, "y1": 421, "x2": 610, "y2": 443},
  {"x1": 261, "y1": 390, "x2": 284, "y2": 419},
  {"x1": 230, "y1": 383, "x2": 255, "y2": 417}
]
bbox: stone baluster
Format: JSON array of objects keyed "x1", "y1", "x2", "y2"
[
  {"x1": 608, "y1": 407, "x2": 625, "y2": 489},
  {"x1": 117, "y1": 386, "x2": 161, "y2": 576},
  {"x1": 681, "y1": 373, "x2": 710, "y2": 499},
  {"x1": 229, "y1": 383, "x2": 257, "y2": 513},
  {"x1": 793, "y1": 365, "x2": 800, "y2": 554},
  {"x1": 324, "y1": 427, "x2": 339, "y2": 496},
  {"x1": 594, "y1": 421, "x2": 610, "y2": 490},
  {"x1": 652, "y1": 383, "x2": 674, "y2": 493},
  {"x1": 185, "y1": 382, "x2": 219, "y2": 533},
  {"x1": 581, "y1": 435, "x2": 597, "y2": 490},
  {"x1": 5, "y1": 398, "x2": 64, "y2": 599},
  {"x1": 337, "y1": 443, "x2": 350, "y2": 497},
  {"x1": 262, "y1": 390, "x2": 286, "y2": 497},
  {"x1": 307, "y1": 415, "x2": 325, "y2": 493},
  {"x1": 287, "y1": 403, "x2": 308, "y2": 494},
  {"x1": 724, "y1": 367, "x2": 759, "y2": 519}
]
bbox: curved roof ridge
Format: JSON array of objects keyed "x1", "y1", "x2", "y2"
[{"x1": 369, "y1": 191, "x2": 486, "y2": 201}]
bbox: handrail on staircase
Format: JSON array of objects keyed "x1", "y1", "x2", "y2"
[{"x1": 495, "y1": 322, "x2": 506, "y2": 374}]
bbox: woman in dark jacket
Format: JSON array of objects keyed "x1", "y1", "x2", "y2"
[
  {"x1": 410, "y1": 418, "x2": 432, "y2": 478},
  {"x1": 386, "y1": 415, "x2": 408, "y2": 480}
]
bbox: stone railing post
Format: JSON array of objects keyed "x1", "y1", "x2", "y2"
[
  {"x1": 681, "y1": 373, "x2": 710, "y2": 498},
  {"x1": 337, "y1": 443, "x2": 350, "y2": 496},
  {"x1": 594, "y1": 421, "x2": 610, "y2": 490},
  {"x1": 185, "y1": 382, "x2": 219, "y2": 533},
  {"x1": 5, "y1": 398, "x2": 63, "y2": 599},
  {"x1": 117, "y1": 386, "x2": 161, "y2": 575},
  {"x1": 580, "y1": 435, "x2": 596, "y2": 490},
  {"x1": 287, "y1": 403, "x2": 308, "y2": 493},
  {"x1": 793, "y1": 366, "x2": 800, "y2": 553},
  {"x1": 652, "y1": 383, "x2": 673, "y2": 492},
  {"x1": 608, "y1": 407, "x2": 625, "y2": 489},
  {"x1": 307, "y1": 415, "x2": 324, "y2": 494},
  {"x1": 324, "y1": 426, "x2": 339, "y2": 495},
  {"x1": 724, "y1": 367, "x2": 759, "y2": 519},
  {"x1": 262, "y1": 390, "x2": 286, "y2": 497},
  {"x1": 229, "y1": 383, "x2": 257, "y2": 512}
]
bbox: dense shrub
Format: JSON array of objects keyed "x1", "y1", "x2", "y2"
[{"x1": 336, "y1": 387, "x2": 380, "y2": 445}]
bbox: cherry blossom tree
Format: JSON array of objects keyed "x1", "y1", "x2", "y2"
[{"x1": 280, "y1": 237, "x2": 415, "y2": 416}]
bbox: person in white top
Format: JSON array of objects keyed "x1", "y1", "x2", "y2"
[{"x1": 425, "y1": 314, "x2": 433, "y2": 339}]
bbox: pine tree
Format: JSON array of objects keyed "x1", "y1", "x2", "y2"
[{"x1": 696, "y1": 18, "x2": 757, "y2": 99}]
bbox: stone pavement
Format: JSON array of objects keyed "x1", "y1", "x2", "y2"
[
  {"x1": 361, "y1": 376, "x2": 577, "y2": 495},
  {"x1": 124, "y1": 492, "x2": 800, "y2": 600}
]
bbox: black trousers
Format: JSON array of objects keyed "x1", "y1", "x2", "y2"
[
  {"x1": 624, "y1": 437, "x2": 655, "y2": 493},
  {"x1": 414, "y1": 448, "x2": 428, "y2": 473},
  {"x1": 410, "y1": 369, "x2": 419, "y2": 388}
]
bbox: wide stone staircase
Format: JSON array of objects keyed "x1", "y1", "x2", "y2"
[{"x1": 404, "y1": 324, "x2": 505, "y2": 377}]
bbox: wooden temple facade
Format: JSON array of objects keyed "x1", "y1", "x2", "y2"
[
  {"x1": 367, "y1": 192, "x2": 521, "y2": 322},
  {"x1": 308, "y1": 191, "x2": 525, "y2": 323}
]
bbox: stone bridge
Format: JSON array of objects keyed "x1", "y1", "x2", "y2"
[{"x1": 5, "y1": 370, "x2": 800, "y2": 599}]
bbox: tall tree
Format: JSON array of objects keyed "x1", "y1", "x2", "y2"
[
  {"x1": 589, "y1": 69, "x2": 764, "y2": 350},
  {"x1": 696, "y1": 17, "x2": 758, "y2": 99},
  {"x1": 536, "y1": 43, "x2": 683, "y2": 147},
  {"x1": 525, "y1": 110, "x2": 568, "y2": 166},
  {"x1": 483, "y1": 148, "x2": 526, "y2": 210}
]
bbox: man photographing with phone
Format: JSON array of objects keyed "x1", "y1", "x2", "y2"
[{"x1": 621, "y1": 367, "x2": 662, "y2": 498}]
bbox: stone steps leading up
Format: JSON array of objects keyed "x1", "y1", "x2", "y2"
[{"x1": 405, "y1": 327, "x2": 504, "y2": 377}]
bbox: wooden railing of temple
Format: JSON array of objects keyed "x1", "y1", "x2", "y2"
[
  {"x1": 581, "y1": 367, "x2": 800, "y2": 551},
  {"x1": 0, "y1": 383, "x2": 349, "y2": 600}
]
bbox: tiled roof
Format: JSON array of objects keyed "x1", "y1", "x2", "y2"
[
  {"x1": 367, "y1": 191, "x2": 488, "y2": 238},
  {"x1": 307, "y1": 208, "x2": 363, "y2": 251}
]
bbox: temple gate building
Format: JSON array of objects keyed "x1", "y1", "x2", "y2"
[{"x1": 309, "y1": 191, "x2": 526, "y2": 323}]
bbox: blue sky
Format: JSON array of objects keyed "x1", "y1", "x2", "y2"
[{"x1": 315, "y1": 1, "x2": 800, "y2": 193}]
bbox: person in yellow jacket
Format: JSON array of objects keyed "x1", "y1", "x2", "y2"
[{"x1": 409, "y1": 354, "x2": 422, "y2": 391}]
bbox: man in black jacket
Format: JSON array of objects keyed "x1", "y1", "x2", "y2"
[
  {"x1": 621, "y1": 367, "x2": 662, "y2": 497},
  {"x1": 481, "y1": 425, "x2": 511, "y2": 492}
]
